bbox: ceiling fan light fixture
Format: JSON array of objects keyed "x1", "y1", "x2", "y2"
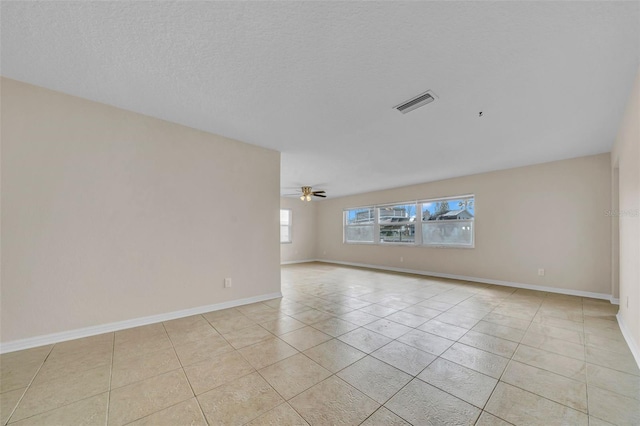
[
  {"x1": 306, "y1": 195, "x2": 311, "y2": 201},
  {"x1": 300, "y1": 195, "x2": 305, "y2": 201}
]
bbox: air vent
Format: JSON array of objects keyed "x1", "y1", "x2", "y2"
[{"x1": 394, "y1": 90, "x2": 437, "y2": 114}]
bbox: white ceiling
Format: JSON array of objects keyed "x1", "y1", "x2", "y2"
[{"x1": 2, "y1": 1, "x2": 638, "y2": 198}]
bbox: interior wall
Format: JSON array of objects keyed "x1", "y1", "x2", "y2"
[
  {"x1": 1, "y1": 78, "x2": 281, "y2": 344},
  {"x1": 280, "y1": 197, "x2": 317, "y2": 263},
  {"x1": 611, "y1": 68, "x2": 640, "y2": 359},
  {"x1": 316, "y1": 153, "x2": 612, "y2": 296}
]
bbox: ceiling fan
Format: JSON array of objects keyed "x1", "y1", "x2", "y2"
[{"x1": 285, "y1": 186, "x2": 327, "y2": 201}]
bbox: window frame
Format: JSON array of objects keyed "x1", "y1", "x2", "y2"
[
  {"x1": 343, "y1": 194, "x2": 475, "y2": 249},
  {"x1": 280, "y1": 208, "x2": 292, "y2": 244}
]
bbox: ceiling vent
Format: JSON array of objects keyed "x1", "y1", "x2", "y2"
[{"x1": 394, "y1": 90, "x2": 437, "y2": 114}]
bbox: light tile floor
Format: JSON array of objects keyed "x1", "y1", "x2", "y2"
[{"x1": 1, "y1": 263, "x2": 639, "y2": 425}]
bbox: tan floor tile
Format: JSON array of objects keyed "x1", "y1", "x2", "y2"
[
  {"x1": 173, "y1": 334, "x2": 234, "y2": 366},
  {"x1": 385, "y1": 378, "x2": 480, "y2": 425},
  {"x1": 126, "y1": 398, "x2": 206, "y2": 426},
  {"x1": 358, "y1": 304, "x2": 398, "y2": 318},
  {"x1": 378, "y1": 298, "x2": 412, "y2": 310},
  {"x1": 458, "y1": 330, "x2": 517, "y2": 358},
  {"x1": 52, "y1": 334, "x2": 114, "y2": 353},
  {"x1": 337, "y1": 356, "x2": 411, "y2": 404},
  {"x1": 501, "y1": 360, "x2": 587, "y2": 412},
  {"x1": 585, "y1": 332, "x2": 629, "y2": 353},
  {"x1": 208, "y1": 313, "x2": 257, "y2": 334},
  {"x1": 310, "y1": 317, "x2": 359, "y2": 337},
  {"x1": 417, "y1": 299, "x2": 455, "y2": 312},
  {"x1": 165, "y1": 321, "x2": 219, "y2": 347},
  {"x1": 363, "y1": 319, "x2": 412, "y2": 339},
  {"x1": 472, "y1": 321, "x2": 525, "y2": 343},
  {"x1": 434, "y1": 312, "x2": 481, "y2": 329},
  {"x1": 532, "y1": 315, "x2": 584, "y2": 332},
  {"x1": 397, "y1": 329, "x2": 454, "y2": 356},
  {"x1": 260, "y1": 317, "x2": 306, "y2": 336},
  {"x1": 239, "y1": 337, "x2": 298, "y2": 370},
  {"x1": 337, "y1": 310, "x2": 379, "y2": 326},
  {"x1": 447, "y1": 305, "x2": 491, "y2": 320},
  {"x1": 385, "y1": 311, "x2": 429, "y2": 327},
  {"x1": 526, "y1": 322, "x2": 584, "y2": 345},
  {"x1": 246, "y1": 402, "x2": 309, "y2": 425},
  {"x1": 588, "y1": 385, "x2": 640, "y2": 425},
  {"x1": 115, "y1": 323, "x2": 166, "y2": 344},
  {"x1": 289, "y1": 376, "x2": 379, "y2": 425},
  {"x1": 338, "y1": 328, "x2": 392, "y2": 354},
  {"x1": 197, "y1": 372, "x2": 283, "y2": 425},
  {"x1": 587, "y1": 363, "x2": 640, "y2": 400},
  {"x1": 236, "y1": 302, "x2": 275, "y2": 316},
  {"x1": 223, "y1": 324, "x2": 274, "y2": 349},
  {"x1": 0, "y1": 345, "x2": 53, "y2": 366},
  {"x1": 521, "y1": 331, "x2": 585, "y2": 360},
  {"x1": 485, "y1": 382, "x2": 587, "y2": 426},
  {"x1": 586, "y1": 346, "x2": 640, "y2": 376},
  {"x1": 113, "y1": 333, "x2": 173, "y2": 362},
  {"x1": 108, "y1": 369, "x2": 193, "y2": 426},
  {"x1": 441, "y1": 343, "x2": 509, "y2": 379},
  {"x1": 259, "y1": 353, "x2": 331, "y2": 400},
  {"x1": 0, "y1": 360, "x2": 42, "y2": 393},
  {"x1": 33, "y1": 348, "x2": 112, "y2": 386},
  {"x1": 1, "y1": 387, "x2": 25, "y2": 425},
  {"x1": 418, "y1": 358, "x2": 497, "y2": 408},
  {"x1": 202, "y1": 307, "x2": 243, "y2": 322},
  {"x1": 402, "y1": 305, "x2": 443, "y2": 319},
  {"x1": 111, "y1": 346, "x2": 181, "y2": 389},
  {"x1": 303, "y1": 339, "x2": 366, "y2": 373},
  {"x1": 163, "y1": 315, "x2": 208, "y2": 333},
  {"x1": 184, "y1": 350, "x2": 255, "y2": 395},
  {"x1": 9, "y1": 392, "x2": 108, "y2": 426},
  {"x1": 280, "y1": 327, "x2": 332, "y2": 351},
  {"x1": 475, "y1": 411, "x2": 513, "y2": 426},
  {"x1": 588, "y1": 415, "x2": 616, "y2": 426},
  {"x1": 371, "y1": 341, "x2": 436, "y2": 376},
  {"x1": 318, "y1": 304, "x2": 355, "y2": 316},
  {"x1": 512, "y1": 345, "x2": 586, "y2": 381},
  {"x1": 361, "y1": 407, "x2": 410, "y2": 425},
  {"x1": 418, "y1": 319, "x2": 469, "y2": 341},
  {"x1": 12, "y1": 365, "x2": 110, "y2": 422},
  {"x1": 481, "y1": 313, "x2": 531, "y2": 331},
  {"x1": 290, "y1": 309, "x2": 335, "y2": 325},
  {"x1": 244, "y1": 309, "x2": 288, "y2": 323}
]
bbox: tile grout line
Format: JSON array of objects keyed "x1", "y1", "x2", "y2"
[{"x1": 106, "y1": 332, "x2": 115, "y2": 426}]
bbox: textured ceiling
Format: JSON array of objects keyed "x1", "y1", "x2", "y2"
[{"x1": 2, "y1": 1, "x2": 638, "y2": 198}]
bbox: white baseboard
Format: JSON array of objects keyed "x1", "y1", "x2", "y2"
[
  {"x1": 611, "y1": 298, "x2": 621, "y2": 305},
  {"x1": 617, "y1": 313, "x2": 640, "y2": 370},
  {"x1": 280, "y1": 259, "x2": 318, "y2": 265},
  {"x1": 0, "y1": 292, "x2": 282, "y2": 354},
  {"x1": 316, "y1": 259, "x2": 615, "y2": 302}
]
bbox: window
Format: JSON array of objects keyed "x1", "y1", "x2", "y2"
[
  {"x1": 421, "y1": 196, "x2": 474, "y2": 247},
  {"x1": 344, "y1": 195, "x2": 474, "y2": 248},
  {"x1": 379, "y1": 203, "x2": 416, "y2": 244},
  {"x1": 344, "y1": 207, "x2": 375, "y2": 243},
  {"x1": 280, "y1": 209, "x2": 292, "y2": 243}
]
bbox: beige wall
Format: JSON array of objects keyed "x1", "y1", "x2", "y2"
[
  {"x1": 611, "y1": 68, "x2": 640, "y2": 357},
  {"x1": 316, "y1": 154, "x2": 612, "y2": 296},
  {"x1": 1, "y1": 78, "x2": 281, "y2": 344},
  {"x1": 280, "y1": 197, "x2": 317, "y2": 263}
]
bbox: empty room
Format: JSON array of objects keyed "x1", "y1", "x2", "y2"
[{"x1": 1, "y1": 1, "x2": 639, "y2": 425}]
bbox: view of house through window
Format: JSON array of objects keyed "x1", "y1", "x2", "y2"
[
  {"x1": 280, "y1": 209, "x2": 292, "y2": 243},
  {"x1": 344, "y1": 195, "x2": 474, "y2": 247}
]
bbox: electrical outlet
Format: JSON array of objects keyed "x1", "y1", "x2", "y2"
[
  {"x1": 224, "y1": 278, "x2": 232, "y2": 288},
  {"x1": 538, "y1": 268, "x2": 545, "y2": 276}
]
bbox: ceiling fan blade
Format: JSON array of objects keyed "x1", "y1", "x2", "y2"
[
  {"x1": 312, "y1": 190, "x2": 326, "y2": 194},
  {"x1": 313, "y1": 194, "x2": 327, "y2": 198}
]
